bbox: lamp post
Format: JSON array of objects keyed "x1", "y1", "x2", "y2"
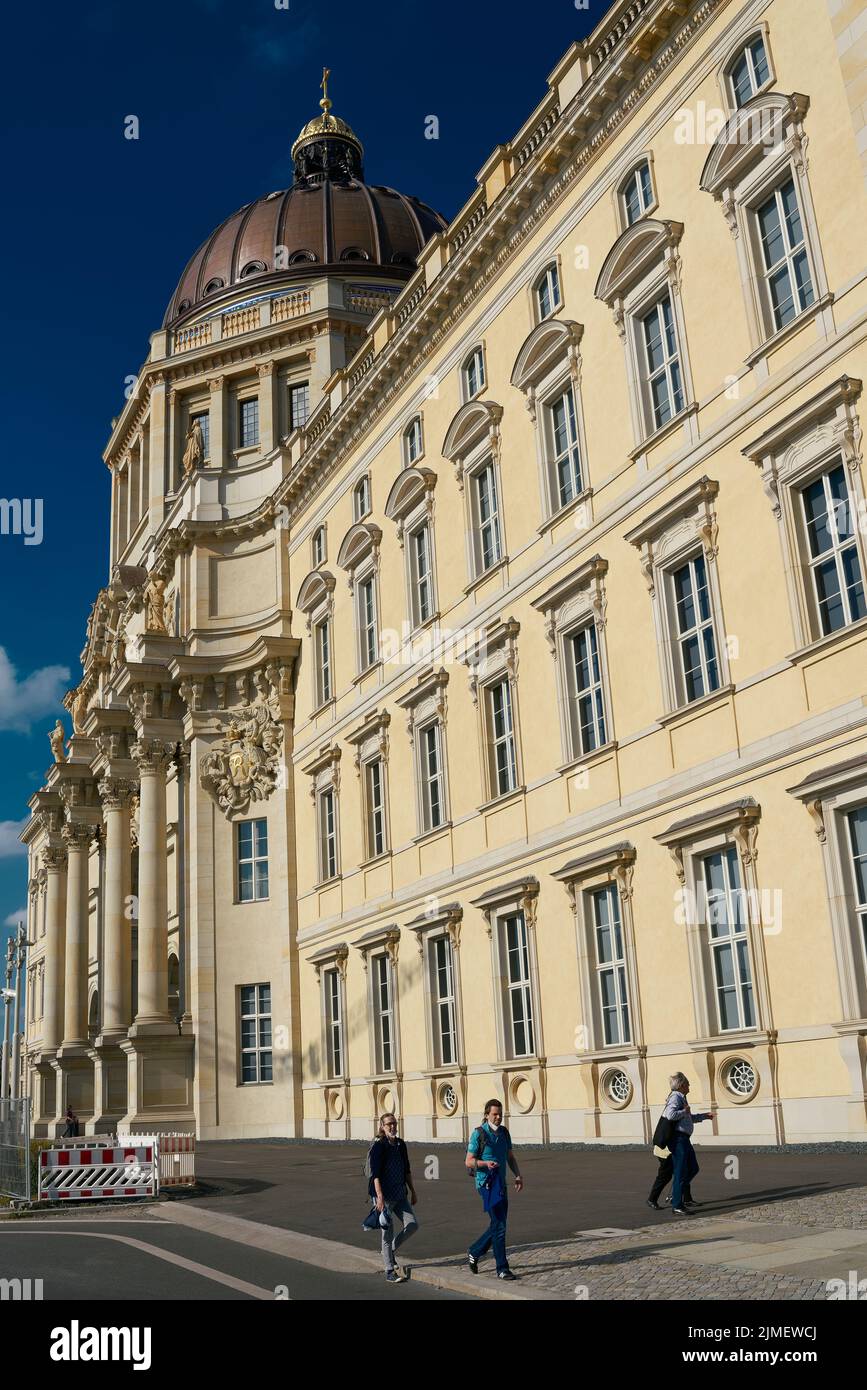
[
  {"x1": 11, "y1": 923, "x2": 27, "y2": 1101},
  {"x1": 1, "y1": 937, "x2": 14, "y2": 1102}
]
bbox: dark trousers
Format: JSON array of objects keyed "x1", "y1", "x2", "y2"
[
  {"x1": 469, "y1": 1195, "x2": 509, "y2": 1273},
  {"x1": 649, "y1": 1150, "x2": 695, "y2": 1204},
  {"x1": 670, "y1": 1133, "x2": 699, "y2": 1208}
]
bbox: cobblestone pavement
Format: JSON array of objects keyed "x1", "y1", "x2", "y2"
[{"x1": 425, "y1": 1187, "x2": 867, "y2": 1300}]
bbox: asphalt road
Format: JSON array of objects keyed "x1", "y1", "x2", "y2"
[{"x1": 186, "y1": 1140, "x2": 867, "y2": 1259}]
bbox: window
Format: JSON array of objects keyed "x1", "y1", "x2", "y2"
[
  {"x1": 239, "y1": 983, "x2": 272, "y2": 1083},
  {"x1": 353, "y1": 475, "x2": 372, "y2": 521},
  {"x1": 848, "y1": 807, "x2": 867, "y2": 974},
  {"x1": 670, "y1": 553, "x2": 721, "y2": 703},
  {"x1": 409, "y1": 522, "x2": 433, "y2": 626},
  {"x1": 324, "y1": 968, "x2": 344, "y2": 1079},
  {"x1": 430, "y1": 935, "x2": 458, "y2": 1067},
  {"x1": 799, "y1": 465, "x2": 866, "y2": 636},
  {"x1": 239, "y1": 397, "x2": 259, "y2": 449},
  {"x1": 421, "y1": 722, "x2": 445, "y2": 831},
  {"x1": 236, "y1": 819, "x2": 268, "y2": 902},
  {"x1": 404, "y1": 417, "x2": 423, "y2": 466},
  {"x1": 312, "y1": 525, "x2": 326, "y2": 567},
  {"x1": 755, "y1": 180, "x2": 814, "y2": 333},
  {"x1": 702, "y1": 846, "x2": 755, "y2": 1032},
  {"x1": 546, "y1": 385, "x2": 583, "y2": 509},
  {"x1": 641, "y1": 295, "x2": 684, "y2": 431},
  {"x1": 318, "y1": 787, "x2": 338, "y2": 881},
  {"x1": 567, "y1": 622, "x2": 607, "y2": 755},
  {"x1": 728, "y1": 34, "x2": 771, "y2": 108},
  {"x1": 486, "y1": 679, "x2": 518, "y2": 797},
  {"x1": 621, "y1": 160, "x2": 654, "y2": 227},
  {"x1": 364, "y1": 757, "x2": 387, "y2": 859},
  {"x1": 590, "y1": 885, "x2": 632, "y2": 1047},
  {"x1": 502, "y1": 911, "x2": 535, "y2": 1057},
  {"x1": 462, "y1": 346, "x2": 486, "y2": 401},
  {"x1": 315, "y1": 617, "x2": 332, "y2": 706},
  {"x1": 535, "y1": 263, "x2": 561, "y2": 321},
  {"x1": 372, "y1": 953, "x2": 395, "y2": 1073},
  {"x1": 289, "y1": 381, "x2": 310, "y2": 431},
  {"x1": 190, "y1": 411, "x2": 210, "y2": 461},
  {"x1": 358, "y1": 574, "x2": 378, "y2": 670},
  {"x1": 472, "y1": 460, "x2": 502, "y2": 574}
]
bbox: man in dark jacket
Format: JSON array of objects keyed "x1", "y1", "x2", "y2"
[{"x1": 369, "y1": 1114, "x2": 419, "y2": 1282}]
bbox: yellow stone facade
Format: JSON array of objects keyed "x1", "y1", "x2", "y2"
[{"x1": 22, "y1": 0, "x2": 867, "y2": 1144}]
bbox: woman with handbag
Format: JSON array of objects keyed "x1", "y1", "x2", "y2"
[{"x1": 647, "y1": 1073, "x2": 711, "y2": 1215}]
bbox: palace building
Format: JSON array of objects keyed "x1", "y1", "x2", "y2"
[{"x1": 21, "y1": 0, "x2": 867, "y2": 1143}]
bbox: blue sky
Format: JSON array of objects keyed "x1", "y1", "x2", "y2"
[{"x1": 0, "y1": 0, "x2": 612, "y2": 949}]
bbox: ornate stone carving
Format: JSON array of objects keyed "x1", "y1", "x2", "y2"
[
  {"x1": 200, "y1": 698, "x2": 284, "y2": 815},
  {"x1": 182, "y1": 418, "x2": 204, "y2": 477},
  {"x1": 49, "y1": 720, "x2": 67, "y2": 763},
  {"x1": 131, "y1": 738, "x2": 176, "y2": 777},
  {"x1": 62, "y1": 821, "x2": 93, "y2": 851},
  {"x1": 97, "y1": 776, "x2": 137, "y2": 812},
  {"x1": 42, "y1": 845, "x2": 68, "y2": 872}
]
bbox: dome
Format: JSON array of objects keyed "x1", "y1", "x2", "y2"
[{"x1": 164, "y1": 81, "x2": 447, "y2": 328}]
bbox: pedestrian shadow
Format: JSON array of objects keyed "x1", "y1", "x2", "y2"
[{"x1": 689, "y1": 1180, "x2": 864, "y2": 1212}]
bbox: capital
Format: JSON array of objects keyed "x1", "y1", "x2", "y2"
[
  {"x1": 42, "y1": 845, "x2": 68, "y2": 872},
  {"x1": 61, "y1": 821, "x2": 93, "y2": 851},
  {"x1": 131, "y1": 738, "x2": 176, "y2": 776},
  {"x1": 97, "y1": 776, "x2": 137, "y2": 812}
]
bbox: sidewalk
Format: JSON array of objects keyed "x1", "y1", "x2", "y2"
[{"x1": 410, "y1": 1187, "x2": 867, "y2": 1300}]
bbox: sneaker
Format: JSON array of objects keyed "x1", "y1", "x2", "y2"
[
  {"x1": 671, "y1": 1206, "x2": 692, "y2": 1216},
  {"x1": 684, "y1": 1197, "x2": 702, "y2": 1208},
  {"x1": 646, "y1": 1199, "x2": 661, "y2": 1210},
  {"x1": 467, "y1": 1253, "x2": 479, "y2": 1275},
  {"x1": 385, "y1": 1270, "x2": 399, "y2": 1282},
  {"x1": 392, "y1": 1263, "x2": 407, "y2": 1282},
  {"x1": 497, "y1": 1269, "x2": 519, "y2": 1280}
]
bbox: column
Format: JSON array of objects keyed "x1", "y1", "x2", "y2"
[
  {"x1": 40, "y1": 846, "x2": 67, "y2": 1053},
  {"x1": 60, "y1": 822, "x2": 92, "y2": 1048},
  {"x1": 131, "y1": 739, "x2": 175, "y2": 1029},
  {"x1": 97, "y1": 777, "x2": 135, "y2": 1039},
  {"x1": 257, "y1": 360, "x2": 276, "y2": 451},
  {"x1": 208, "y1": 376, "x2": 225, "y2": 468}
]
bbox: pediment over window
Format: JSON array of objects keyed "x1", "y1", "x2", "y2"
[
  {"x1": 384, "y1": 466, "x2": 437, "y2": 524},
  {"x1": 510, "y1": 319, "x2": 584, "y2": 392},
  {"x1": 442, "y1": 399, "x2": 503, "y2": 463},
  {"x1": 336, "y1": 521, "x2": 382, "y2": 572},
  {"x1": 594, "y1": 218, "x2": 684, "y2": 305},
  {"x1": 700, "y1": 92, "x2": 809, "y2": 198},
  {"x1": 296, "y1": 569, "x2": 336, "y2": 614}
]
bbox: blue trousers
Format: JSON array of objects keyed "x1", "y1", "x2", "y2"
[
  {"x1": 670, "y1": 1132, "x2": 699, "y2": 1208},
  {"x1": 469, "y1": 1195, "x2": 509, "y2": 1273}
]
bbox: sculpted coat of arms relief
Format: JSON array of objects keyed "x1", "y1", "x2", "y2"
[{"x1": 200, "y1": 696, "x2": 284, "y2": 815}]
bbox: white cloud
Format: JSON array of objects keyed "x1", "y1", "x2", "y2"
[
  {"x1": 3, "y1": 908, "x2": 26, "y2": 928},
  {"x1": 0, "y1": 820, "x2": 28, "y2": 858},
  {"x1": 0, "y1": 647, "x2": 71, "y2": 734}
]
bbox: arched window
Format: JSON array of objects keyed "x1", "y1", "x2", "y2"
[
  {"x1": 619, "y1": 160, "x2": 655, "y2": 228},
  {"x1": 289, "y1": 249, "x2": 318, "y2": 265},
  {"x1": 204, "y1": 277, "x2": 224, "y2": 295},
  {"x1": 403, "y1": 416, "x2": 423, "y2": 466},
  {"x1": 534, "y1": 263, "x2": 562, "y2": 321},
  {"x1": 240, "y1": 260, "x2": 267, "y2": 277},
  {"x1": 725, "y1": 33, "x2": 772, "y2": 109},
  {"x1": 462, "y1": 345, "x2": 486, "y2": 402},
  {"x1": 340, "y1": 247, "x2": 371, "y2": 262}
]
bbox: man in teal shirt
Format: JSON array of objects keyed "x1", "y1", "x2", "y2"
[{"x1": 465, "y1": 1098, "x2": 524, "y2": 1280}]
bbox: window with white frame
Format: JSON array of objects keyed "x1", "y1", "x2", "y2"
[
  {"x1": 590, "y1": 884, "x2": 632, "y2": 1046},
  {"x1": 743, "y1": 379, "x2": 867, "y2": 651},
  {"x1": 545, "y1": 384, "x2": 583, "y2": 510},
  {"x1": 502, "y1": 911, "x2": 535, "y2": 1058},
  {"x1": 621, "y1": 160, "x2": 654, "y2": 227},
  {"x1": 754, "y1": 178, "x2": 815, "y2": 333},
  {"x1": 353, "y1": 474, "x2": 372, "y2": 521},
  {"x1": 701, "y1": 845, "x2": 756, "y2": 1032},
  {"x1": 486, "y1": 679, "x2": 518, "y2": 798},
  {"x1": 358, "y1": 573, "x2": 378, "y2": 671},
  {"x1": 848, "y1": 806, "x2": 867, "y2": 967},
  {"x1": 566, "y1": 621, "x2": 608, "y2": 755},
  {"x1": 385, "y1": 464, "x2": 439, "y2": 631},
  {"x1": 471, "y1": 459, "x2": 502, "y2": 575},
  {"x1": 626, "y1": 478, "x2": 728, "y2": 715},
  {"x1": 289, "y1": 381, "x2": 310, "y2": 431},
  {"x1": 312, "y1": 525, "x2": 326, "y2": 567},
  {"x1": 532, "y1": 556, "x2": 612, "y2": 766},
  {"x1": 420, "y1": 721, "x2": 445, "y2": 831},
  {"x1": 409, "y1": 522, "x2": 434, "y2": 625},
  {"x1": 336, "y1": 522, "x2": 382, "y2": 676},
  {"x1": 364, "y1": 756, "x2": 388, "y2": 859},
  {"x1": 668, "y1": 552, "x2": 722, "y2": 703},
  {"x1": 726, "y1": 33, "x2": 771, "y2": 109},
  {"x1": 465, "y1": 618, "x2": 522, "y2": 802},
  {"x1": 462, "y1": 345, "x2": 486, "y2": 401},
  {"x1": 535, "y1": 263, "x2": 561, "y2": 321},
  {"x1": 236, "y1": 819, "x2": 268, "y2": 902},
  {"x1": 640, "y1": 294, "x2": 684, "y2": 431},
  {"x1": 238, "y1": 396, "x2": 260, "y2": 449},
  {"x1": 403, "y1": 416, "x2": 423, "y2": 466},
  {"x1": 318, "y1": 786, "x2": 339, "y2": 881},
  {"x1": 397, "y1": 670, "x2": 450, "y2": 838},
  {"x1": 430, "y1": 934, "x2": 458, "y2": 1067},
  {"x1": 324, "y1": 967, "x2": 344, "y2": 1078},
  {"x1": 314, "y1": 617, "x2": 332, "y2": 706},
  {"x1": 239, "y1": 983, "x2": 272, "y2": 1083},
  {"x1": 372, "y1": 953, "x2": 395, "y2": 1073}
]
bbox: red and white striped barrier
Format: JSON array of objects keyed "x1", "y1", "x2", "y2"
[
  {"x1": 124, "y1": 1133, "x2": 196, "y2": 1188},
  {"x1": 38, "y1": 1145, "x2": 158, "y2": 1201}
]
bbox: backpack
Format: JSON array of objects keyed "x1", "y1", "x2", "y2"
[{"x1": 467, "y1": 1123, "x2": 511, "y2": 1176}]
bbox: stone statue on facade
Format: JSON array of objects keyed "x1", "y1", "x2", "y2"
[
  {"x1": 144, "y1": 576, "x2": 168, "y2": 634},
  {"x1": 182, "y1": 418, "x2": 204, "y2": 477},
  {"x1": 49, "y1": 720, "x2": 67, "y2": 763}
]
